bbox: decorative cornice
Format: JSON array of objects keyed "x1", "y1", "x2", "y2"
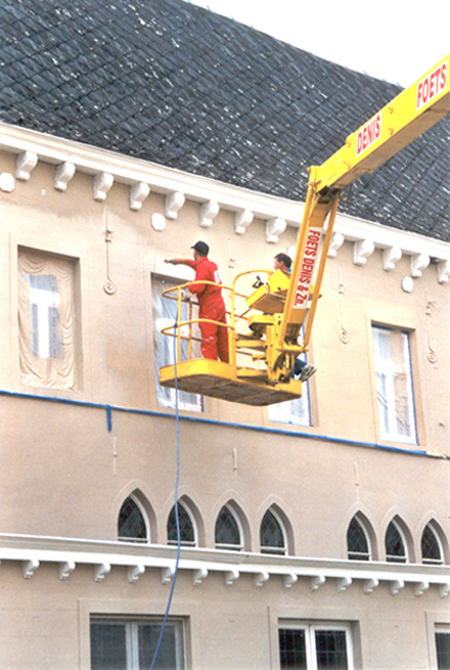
[
  {"x1": 16, "y1": 150, "x2": 38, "y2": 180},
  {"x1": 0, "y1": 534, "x2": 448, "y2": 597},
  {"x1": 54, "y1": 161, "x2": 76, "y2": 191},
  {"x1": 165, "y1": 190, "x2": 185, "y2": 219},
  {"x1": 130, "y1": 181, "x2": 151, "y2": 211},
  {"x1": 0, "y1": 121, "x2": 449, "y2": 280}
]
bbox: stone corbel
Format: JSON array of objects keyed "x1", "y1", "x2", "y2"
[
  {"x1": 439, "y1": 583, "x2": 450, "y2": 598},
  {"x1": 165, "y1": 191, "x2": 185, "y2": 219},
  {"x1": 161, "y1": 565, "x2": 175, "y2": 585},
  {"x1": 224, "y1": 568, "x2": 240, "y2": 586},
  {"x1": 353, "y1": 238, "x2": 375, "y2": 266},
  {"x1": 22, "y1": 559, "x2": 40, "y2": 579},
  {"x1": 382, "y1": 245, "x2": 402, "y2": 271},
  {"x1": 410, "y1": 253, "x2": 430, "y2": 278},
  {"x1": 234, "y1": 209, "x2": 254, "y2": 235},
  {"x1": 437, "y1": 260, "x2": 450, "y2": 284},
  {"x1": 128, "y1": 564, "x2": 145, "y2": 583},
  {"x1": 193, "y1": 567, "x2": 208, "y2": 586},
  {"x1": 16, "y1": 151, "x2": 38, "y2": 180},
  {"x1": 310, "y1": 575, "x2": 326, "y2": 591},
  {"x1": 94, "y1": 563, "x2": 111, "y2": 582},
  {"x1": 390, "y1": 579, "x2": 405, "y2": 596},
  {"x1": 266, "y1": 217, "x2": 286, "y2": 244},
  {"x1": 283, "y1": 572, "x2": 298, "y2": 589},
  {"x1": 337, "y1": 576, "x2": 352, "y2": 593},
  {"x1": 328, "y1": 232, "x2": 345, "y2": 258},
  {"x1": 59, "y1": 560, "x2": 76, "y2": 580},
  {"x1": 363, "y1": 578, "x2": 379, "y2": 595},
  {"x1": 199, "y1": 200, "x2": 220, "y2": 227},
  {"x1": 129, "y1": 182, "x2": 150, "y2": 211},
  {"x1": 93, "y1": 172, "x2": 114, "y2": 201},
  {"x1": 254, "y1": 571, "x2": 270, "y2": 588},
  {"x1": 54, "y1": 162, "x2": 76, "y2": 191},
  {"x1": 414, "y1": 581, "x2": 429, "y2": 597}
]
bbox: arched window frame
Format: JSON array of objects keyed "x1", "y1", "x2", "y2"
[
  {"x1": 214, "y1": 505, "x2": 243, "y2": 551},
  {"x1": 118, "y1": 495, "x2": 149, "y2": 544},
  {"x1": 167, "y1": 501, "x2": 197, "y2": 547},
  {"x1": 421, "y1": 523, "x2": 444, "y2": 565},
  {"x1": 385, "y1": 519, "x2": 408, "y2": 563},
  {"x1": 347, "y1": 515, "x2": 371, "y2": 561},
  {"x1": 260, "y1": 508, "x2": 287, "y2": 556}
]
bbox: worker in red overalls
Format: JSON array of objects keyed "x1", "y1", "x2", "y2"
[{"x1": 164, "y1": 241, "x2": 229, "y2": 363}]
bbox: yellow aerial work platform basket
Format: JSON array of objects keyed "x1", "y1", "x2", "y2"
[
  {"x1": 160, "y1": 51, "x2": 450, "y2": 407},
  {"x1": 158, "y1": 272, "x2": 305, "y2": 406}
]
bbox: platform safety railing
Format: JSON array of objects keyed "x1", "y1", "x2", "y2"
[{"x1": 160, "y1": 273, "x2": 276, "y2": 370}]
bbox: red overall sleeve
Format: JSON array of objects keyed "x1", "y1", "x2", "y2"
[{"x1": 189, "y1": 260, "x2": 211, "y2": 296}]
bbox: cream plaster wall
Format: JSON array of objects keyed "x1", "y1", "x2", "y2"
[
  {"x1": 1, "y1": 145, "x2": 449, "y2": 669},
  {"x1": 0, "y1": 561, "x2": 448, "y2": 669}
]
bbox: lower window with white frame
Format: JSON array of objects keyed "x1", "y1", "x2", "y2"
[
  {"x1": 269, "y1": 350, "x2": 311, "y2": 427},
  {"x1": 436, "y1": 625, "x2": 450, "y2": 670},
  {"x1": 90, "y1": 617, "x2": 185, "y2": 670},
  {"x1": 279, "y1": 621, "x2": 354, "y2": 670}
]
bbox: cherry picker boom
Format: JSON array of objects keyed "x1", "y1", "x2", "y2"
[{"x1": 159, "y1": 53, "x2": 450, "y2": 406}]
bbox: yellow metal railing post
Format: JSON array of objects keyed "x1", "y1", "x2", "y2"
[
  {"x1": 187, "y1": 298, "x2": 193, "y2": 361},
  {"x1": 229, "y1": 282, "x2": 236, "y2": 368},
  {"x1": 176, "y1": 287, "x2": 182, "y2": 364}
]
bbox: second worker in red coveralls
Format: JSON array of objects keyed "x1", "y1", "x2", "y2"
[{"x1": 164, "y1": 241, "x2": 229, "y2": 363}]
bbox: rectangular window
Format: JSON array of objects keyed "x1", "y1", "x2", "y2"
[
  {"x1": 90, "y1": 618, "x2": 185, "y2": 670},
  {"x1": 372, "y1": 325, "x2": 417, "y2": 443},
  {"x1": 269, "y1": 388, "x2": 311, "y2": 427},
  {"x1": 436, "y1": 627, "x2": 450, "y2": 670},
  {"x1": 279, "y1": 623, "x2": 354, "y2": 670},
  {"x1": 153, "y1": 276, "x2": 202, "y2": 412},
  {"x1": 269, "y1": 350, "x2": 311, "y2": 427},
  {"x1": 18, "y1": 248, "x2": 79, "y2": 389}
]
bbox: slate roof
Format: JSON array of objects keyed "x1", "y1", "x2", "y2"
[{"x1": 0, "y1": 0, "x2": 449, "y2": 240}]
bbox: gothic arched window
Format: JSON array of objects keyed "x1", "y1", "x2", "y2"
[
  {"x1": 421, "y1": 524, "x2": 443, "y2": 564},
  {"x1": 260, "y1": 509, "x2": 286, "y2": 555},
  {"x1": 347, "y1": 516, "x2": 371, "y2": 561},
  {"x1": 385, "y1": 521, "x2": 407, "y2": 563},
  {"x1": 118, "y1": 496, "x2": 148, "y2": 543},
  {"x1": 167, "y1": 503, "x2": 196, "y2": 546},
  {"x1": 215, "y1": 506, "x2": 242, "y2": 551}
]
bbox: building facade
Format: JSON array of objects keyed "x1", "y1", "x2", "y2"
[
  {"x1": 0, "y1": 119, "x2": 449, "y2": 669},
  {"x1": 0, "y1": 1, "x2": 450, "y2": 668}
]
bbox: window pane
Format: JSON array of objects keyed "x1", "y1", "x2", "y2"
[
  {"x1": 167, "y1": 503, "x2": 195, "y2": 545},
  {"x1": 18, "y1": 249, "x2": 78, "y2": 389},
  {"x1": 90, "y1": 622, "x2": 127, "y2": 670},
  {"x1": 372, "y1": 326, "x2": 416, "y2": 443},
  {"x1": 153, "y1": 276, "x2": 202, "y2": 411},
  {"x1": 385, "y1": 522, "x2": 406, "y2": 562},
  {"x1": 138, "y1": 623, "x2": 183, "y2": 670},
  {"x1": 347, "y1": 517, "x2": 370, "y2": 560},
  {"x1": 315, "y1": 630, "x2": 348, "y2": 670},
  {"x1": 118, "y1": 497, "x2": 147, "y2": 542},
  {"x1": 215, "y1": 506, "x2": 241, "y2": 548},
  {"x1": 422, "y1": 525, "x2": 442, "y2": 563},
  {"x1": 436, "y1": 632, "x2": 450, "y2": 670},
  {"x1": 279, "y1": 629, "x2": 307, "y2": 669},
  {"x1": 269, "y1": 347, "x2": 311, "y2": 426},
  {"x1": 260, "y1": 510, "x2": 285, "y2": 554}
]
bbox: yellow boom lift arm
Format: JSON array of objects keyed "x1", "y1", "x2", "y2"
[{"x1": 159, "y1": 53, "x2": 450, "y2": 405}]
